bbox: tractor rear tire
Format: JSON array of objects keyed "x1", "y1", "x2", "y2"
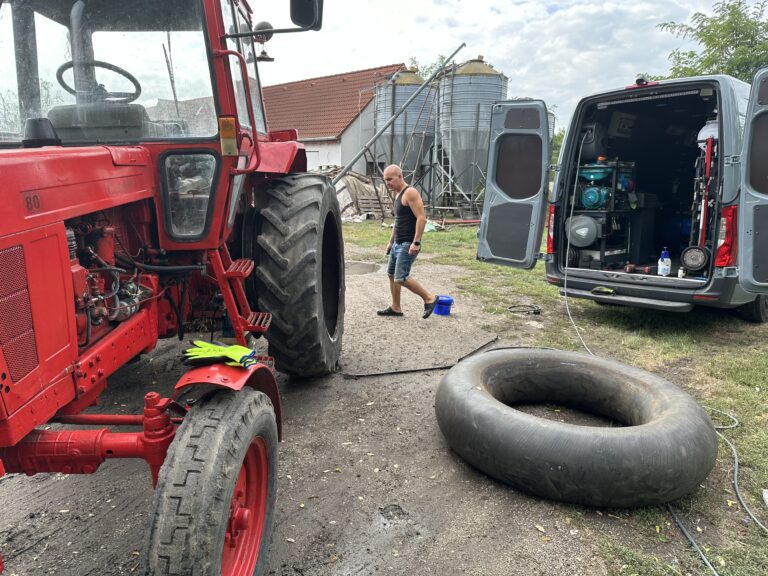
[
  {"x1": 244, "y1": 174, "x2": 345, "y2": 377},
  {"x1": 144, "y1": 388, "x2": 278, "y2": 576}
]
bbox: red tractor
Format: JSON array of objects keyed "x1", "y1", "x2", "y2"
[{"x1": 0, "y1": 0, "x2": 344, "y2": 574}]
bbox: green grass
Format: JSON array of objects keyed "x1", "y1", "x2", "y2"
[
  {"x1": 600, "y1": 534, "x2": 768, "y2": 576},
  {"x1": 341, "y1": 220, "x2": 391, "y2": 250},
  {"x1": 343, "y1": 220, "x2": 768, "y2": 576},
  {"x1": 600, "y1": 541, "x2": 694, "y2": 576}
]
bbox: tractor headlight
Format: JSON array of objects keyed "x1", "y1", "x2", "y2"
[{"x1": 163, "y1": 153, "x2": 218, "y2": 239}]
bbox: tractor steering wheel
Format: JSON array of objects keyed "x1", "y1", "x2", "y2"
[{"x1": 56, "y1": 60, "x2": 142, "y2": 104}]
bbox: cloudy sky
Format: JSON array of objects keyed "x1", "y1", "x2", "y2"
[
  {"x1": 256, "y1": 0, "x2": 719, "y2": 130},
  {"x1": 0, "y1": 0, "x2": 739, "y2": 134}
]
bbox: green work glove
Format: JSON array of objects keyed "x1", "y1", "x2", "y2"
[{"x1": 183, "y1": 340, "x2": 258, "y2": 368}]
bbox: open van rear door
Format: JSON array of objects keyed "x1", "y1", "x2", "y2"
[
  {"x1": 739, "y1": 67, "x2": 768, "y2": 293},
  {"x1": 477, "y1": 100, "x2": 550, "y2": 269}
]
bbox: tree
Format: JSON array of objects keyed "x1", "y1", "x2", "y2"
[
  {"x1": 658, "y1": 0, "x2": 768, "y2": 82},
  {"x1": 0, "y1": 90, "x2": 19, "y2": 134},
  {"x1": 549, "y1": 128, "x2": 565, "y2": 183},
  {"x1": 408, "y1": 56, "x2": 452, "y2": 81},
  {"x1": 551, "y1": 128, "x2": 565, "y2": 166},
  {"x1": 0, "y1": 80, "x2": 65, "y2": 136}
]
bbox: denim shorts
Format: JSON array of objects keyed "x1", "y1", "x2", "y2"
[{"x1": 387, "y1": 241, "x2": 418, "y2": 282}]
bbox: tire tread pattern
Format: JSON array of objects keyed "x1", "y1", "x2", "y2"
[
  {"x1": 144, "y1": 389, "x2": 277, "y2": 576},
  {"x1": 251, "y1": 174, "x2": 344, "y2": 376}
]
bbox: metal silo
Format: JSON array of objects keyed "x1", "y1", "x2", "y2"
[
  {"x1": 437, "y1": 56, "x2": 508, "y2": 202},
  {"x1": 373, "y1": 68, "x2": 435, "y2": 176}
]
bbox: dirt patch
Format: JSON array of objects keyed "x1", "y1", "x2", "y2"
[
  {"x1": 339, "y1": 259, "x2": 500, "y2": 376},
  {"x1": 0, "y1": 254, "x2": 717, "y2": 575}
]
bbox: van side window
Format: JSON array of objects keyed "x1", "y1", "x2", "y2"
[
  {"x1": 494, "y1": 134, "x2": 543, "y2": 200},
  {"x1": 749, "y1": 112, "x2": 768, "y2": 194}
]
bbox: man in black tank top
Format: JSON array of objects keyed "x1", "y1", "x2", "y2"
[{"x1": 377, "y1": 165, "x2": 438, "y2": 318}]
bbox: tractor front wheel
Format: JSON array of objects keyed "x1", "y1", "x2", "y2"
[
  {"x1": 144, "y1": 388, "x2": 278, "y2": 576},
  {"x1": 244, "y1": 174, "x2": 345, "y2": 377}
]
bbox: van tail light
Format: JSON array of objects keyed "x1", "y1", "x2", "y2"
[
  {"x1": 715, "y1": 205, "x2": 737, "y2": 267},
  {"x1": 546, "y1": 204, "x2": 555, "y2": 254}
]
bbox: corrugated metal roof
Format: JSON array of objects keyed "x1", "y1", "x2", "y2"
[
  {"x1": 263, "y1": 63, "x2": 405, "y2": 140},
  {"x1": 392, "y1": 68, "x2": 425, "y2": 85},
  {"x1": 455, "y1": 56, "x2": 502, "y2": 76}
]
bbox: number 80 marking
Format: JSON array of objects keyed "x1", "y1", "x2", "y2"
[{"x1": 23, "y1": 193, "x2": 41, "y2": 213}]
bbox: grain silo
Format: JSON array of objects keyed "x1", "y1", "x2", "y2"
[
  {"x1": 373, "y1": 68, "x2": 435, "y2": 177},
  {"x1": 436, "y1": 56, "x2": 508, "y2": 206}
]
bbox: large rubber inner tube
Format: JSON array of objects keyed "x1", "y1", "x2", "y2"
[{"x1": 435, "y1": 348, "x2": 718, "y2": 508}]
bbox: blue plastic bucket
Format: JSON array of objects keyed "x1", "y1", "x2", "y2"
[{"x1": 434, "y1": 295, "x2": 454, "y2": 316}]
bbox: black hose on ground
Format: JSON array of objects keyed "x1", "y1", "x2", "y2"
[{"x1": 341, "y1": 336, "x2": 498, "y2": 378}]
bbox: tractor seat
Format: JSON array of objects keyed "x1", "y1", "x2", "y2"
[{"x1": 48, "y1": 103, "x2": 148, "y2": 142}]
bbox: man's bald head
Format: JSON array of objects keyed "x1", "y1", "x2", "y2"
[
  {"x1": 383, "y1": 164, "x2": 406, "y2": 193},
  {"x1": 383, "y1": 164, "x2": 403, "y2": 178}
]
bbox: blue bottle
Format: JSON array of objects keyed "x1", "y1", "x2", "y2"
[{"x1": 658, "y1": 247, "x2": 671, "y2": 276}]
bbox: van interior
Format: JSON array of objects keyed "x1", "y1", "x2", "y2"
[{"x1": 560, "y1": 85, "x2": 721, "y2": 282}]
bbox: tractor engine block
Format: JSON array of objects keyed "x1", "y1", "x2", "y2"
[{"x1": 67, "y1": 220, "x2": 153, "y2": 347}]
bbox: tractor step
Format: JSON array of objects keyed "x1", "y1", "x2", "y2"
[
  {"x1": 225, "y1": 258, "x2": 255, "y2": 279},
  {"x1": 253, "y1": 355, "x2": 275, "y2": 371},
  {"x1": 245, "y1": 311, "x2": 271, "y2": 333}
]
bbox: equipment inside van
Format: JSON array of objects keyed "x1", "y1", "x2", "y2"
[{"x1": 564, "y1": 87, "x2": 724, "y2": 278}]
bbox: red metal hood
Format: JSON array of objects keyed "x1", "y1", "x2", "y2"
[{"x1": 0, "y1": 146, "x2": 155, "y2": 237}]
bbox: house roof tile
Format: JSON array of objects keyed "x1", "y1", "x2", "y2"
[{"x1": 263, "y1": 63, "x2": 405, "y2": 140}]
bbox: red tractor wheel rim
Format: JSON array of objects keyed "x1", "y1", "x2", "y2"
[{"x1": 221, "y1": 437, "x2": 269, "y2": 576}]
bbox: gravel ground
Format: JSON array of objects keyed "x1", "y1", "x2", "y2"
[{"x1": 0, "y1": 251, "x2": 706, "y2": 575}]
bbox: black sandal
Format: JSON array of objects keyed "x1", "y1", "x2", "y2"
[
  {"x1": 422, "y1": 299, "x2": 437, "y2": 319},
  {"x1": 377, "y1": 306, "x2": 404, "y2": 317}
]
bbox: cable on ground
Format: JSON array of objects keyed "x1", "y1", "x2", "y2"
[
  {"x1": 341, "y1": 335, "x2": 499, "y2": 379},
  {"x1": 563, "y1": 132, "x2": 594, "y2": 356},
  {"x1": 705, "y1": 408, "x2": 767, "y2": 534},
  {"x1": 507, "y1": 304, "x2": 541, "y2": 315}
]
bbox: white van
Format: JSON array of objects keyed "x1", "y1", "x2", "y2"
[{"x1": 478, "y1": 68, "x2": 768, "y2": 322}]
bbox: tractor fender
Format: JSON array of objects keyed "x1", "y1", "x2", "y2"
[
  {"x1": 174, "y1": 363, "x2": 283, "y2": 439},
  {"x1": 257, "y1": 141, "x2": 306, "y2": 174}
]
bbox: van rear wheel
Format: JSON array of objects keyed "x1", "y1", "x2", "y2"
[{"x1": 737, "y1": 294, "x2": 768, "y2": 323}]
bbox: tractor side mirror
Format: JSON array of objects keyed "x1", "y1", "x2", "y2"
[
  {"x1": 225, "y1": 0, "x2": 323, "y2": 43},
  {"x1": 290, "y1": 0, "x2": 323, "y2": 30}
]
